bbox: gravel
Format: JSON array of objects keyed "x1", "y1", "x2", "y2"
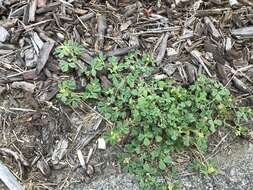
[
  {"x1": 66, "y1": 174, "x2": 139, "y2": 190},
  {"x1": 1, "y1": 140, "x2": 252, "y2": 190},
  {"x1": 65, "y1": 139, "x2": 253, "y2": 190}
]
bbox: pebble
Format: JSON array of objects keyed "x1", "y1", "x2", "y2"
[
  {"x1": 11, "y1": 81, "x2": 36, "y2": 93},
  {"x1": 0, "y1": 26, "x2": 10, "y2": 42}
]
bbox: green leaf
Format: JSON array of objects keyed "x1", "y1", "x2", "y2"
[
  {"x1": 214, "y1": 119, "x2": 222, "y2": 126},
  {"x1": 159, "y1": 160, "x2": 166, "y2": 170},
  {"x1": 163, "y1": 156, "x2": 172, "y2": 164},
  {"x1": 155, "y1": 136, "x2": 163, "y2": 143},
  {"x1": 143, "y1": 138, "x2": 150, "y2": 146},
  {"x1": 183, "y1": 135, "x2": 190, "y2": 146}
]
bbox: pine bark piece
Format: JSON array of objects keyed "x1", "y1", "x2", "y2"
[
  {"x1": 80, "y1": 52, "x2": 93, "y2": 64},
  {"x1": 30, "y1": 32, "x2": 44, "y2": 55},
  {"x1": 196, "y1": 8, "x2": 230, "y2": 17},
  {"x1": 36, "y1": 159, "x2": 51, "y2": 176},
  {"x1": 232, "y1": 77, "x2": 250, "y2": 93},
  {"x1": 24, "y1": 48, "x2": 38, "y2": 68},
  {"x1": 0, "y1": 43, "x2": 15, "y2": 50},
  {"x1": 231, "y1": 26, "x2": 253, "y2": 39},
  {"x1": 51, "y1": 139, "x2": 68, "y2": 165},
  {"x1": 204, "y1": 17, "x2": 221, "y2": 40},
  {"x1": 36, "y1": 41, "x2": 55, "y2": 74},
  {"x1": 185, "y1": 62, "x2": 197, "y2": 83},
  {"x1": 0, "y1": 162, "x2": 24, "y2": 190},
  {"x1": 238, "y1": 0, "x2": 253, "y2": 6},
  {"x1": 190, "y1": 50, "x2": 212, "y2": 77},
  {"x1": 95, "y1": 15, "x2": 107, "y2": 51},
  {"x1": 36, "y1": 2, "x2": 61, "y2": 14},
  {"x1": 106, "y1": 46, "x2": 138, "y2": 57},
  {"x1": 78, "y1": 12, "x2": 95, "y2": 22},
  {"x1": 23, "y1": 4, "x2": 30, "y2": 25},
  {"x1": 29, "y1": 0, "x2": 37, "y2": 22},
  {"x1": 216, "y1": 63, "x2": 228, "y2": 85},
  {"x1": 124, "y1": 1, "x2": 142, "y2": 17},
  {"x1": 204, "y1": 41, "x2": 226, "y2": 64},
  {"x1": 156, "y1": 32, "x2": 170, "y2": 65}
]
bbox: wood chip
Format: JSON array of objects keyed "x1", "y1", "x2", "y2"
[
  {"x1": 51, "y1": 139, "x2": 68, "y2": 165},
  {"x1": 78, "y1": 12, "x2": 95, "y2": 23},
  {"x1": 0, "y1": 162, "x2": 24, "y2": 190},
  {"x1": 232, "y1": 77, "x2": 250, "y2": 93},
  {"x1": 185, "y1": 62, "x2": 197, "y2": 83},
  {"x1": 204, "y1": 17, "x2": 221, "y2": 40},
  {"x1": 156, "y1": 32, "x2": 170, "y2": 65},
  {"x1": 29, "y1": 0, "x2": 37, "y2": 22},
  {"x1": 36, "y1": 41, "x2": 54, "y2": 74},
  {"x1": 77, "y1": 150, "x2": 86, "y2": 169},
  {"x1": 36, "y1": 159, "x2": 51, "y2": 176},
  {"x1": 231, "y1": 26, "x2": 253, "y2": 39},
  {"x1": 0, "y1": 26, "x2": 10, "y2": 42},
  {"x1": 24, "y1": 48, "x2": 38, "y2": 68},
  {"x1": 106, "y1": 46, "x2": 138, "y2": 57},
  {"x1": 190, "y1": 50, "x2": 212, "y2": 77},
  {"x1": 95, "y1": 15, "x2": 107, "y2": 51}
]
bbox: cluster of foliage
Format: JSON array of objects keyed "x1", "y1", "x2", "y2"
[
  {"x1": 55, "y1": 41, "x2": 253, "y2": 190},
  {"x1": 54, "y1": 40, "x2": 84, "y2": 72}
]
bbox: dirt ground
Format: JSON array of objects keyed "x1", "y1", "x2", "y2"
[{"x1": 0, "y1": 87, "x2": 124, "y2": 189}]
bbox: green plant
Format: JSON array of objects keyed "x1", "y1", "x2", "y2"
[
  {"x1": 188, "y1": 159, "x2": 218, "y2": 176},
  {"x1": 234, "y1": 107, "x2": 253, "y2": 136},
  {"x1": 57, "y1": 80, "x2": 81, "y2": 107},
  {"x1": 54, "y1": 40, "x2": 84, "y2": 72},
  {"x1": 55, "y1": 43, "x2": 253, "y2": 189}
]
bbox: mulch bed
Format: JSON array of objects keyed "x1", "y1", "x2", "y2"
[{"x1": 0, "y1": 0, "x2": 252, "y2": 189}]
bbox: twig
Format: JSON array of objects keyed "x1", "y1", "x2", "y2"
[
  {"x1": 9, "y1": 108, "x2": 36, "y2": 112},
  {"x1": 131, "y1": 26, "x2": 181, "y2": 35},
  {"x1": 80, "y1": 100, "x2": 114, "y2": 127},
  {"x1": 211, "y1": 131, "x2": 231, "y2": 155},
  {"x1": 16, "y1": 19, "x2": 53, "y2": 32}
]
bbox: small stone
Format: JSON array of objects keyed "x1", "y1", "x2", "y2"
[
  {"x1": 11, "y1": 81, "x2": 36, "y2": 93},
  {"x1": 167, "y1": 48, "x2": 178, "y2": 57},
  {"x1": 0, "y1": 26, "x2": 9, "y2": 42},
  {"x1": 86, "y1": 164, "x2": 94, "y2": 176},
  {"x1": 51, "y1": 139, "x2": 68, "y2": 165},
  {"x1": 97, "y1": 138, "x2": 106, "y2": 150},
  {"x1": 23, "y1": 69, "x2": 37, "y2": 80},
  {"x1": 163, "y1": 63, "x2": 177, "y2": 76},
  {"x1": 56, "y1": 32, "x2": 65, "y2": 42}
]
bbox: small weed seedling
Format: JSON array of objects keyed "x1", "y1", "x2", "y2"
[
  {"x1": 55, "y1": 42, "x2": 253, "y2": 190},
  {"x1": 54, "y1": 40, "x2": 84, "y2": 72},
  {"x1": 188, "y1": 159, "x2": 218, "y2": 176}
]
